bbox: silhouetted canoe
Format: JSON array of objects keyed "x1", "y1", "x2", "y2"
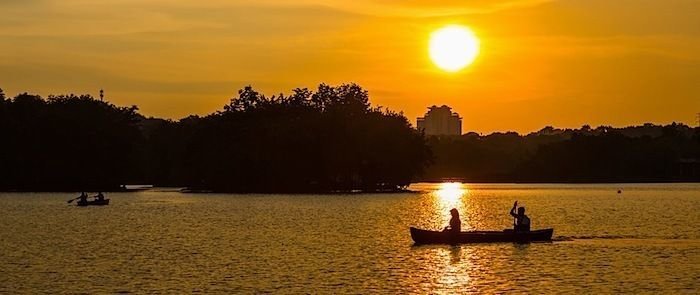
[
  {"x1": 410, "y1": 227, "x2": 553, "y2": 244},
  {"x1": 76, "y1": 199, "x2": 110, "y2": 207}
]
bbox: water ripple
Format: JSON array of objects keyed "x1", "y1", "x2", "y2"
[{"x1": 1, "y1": 184, "x2": 699, "y2": 293}]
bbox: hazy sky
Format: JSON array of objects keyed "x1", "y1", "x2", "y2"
[{"x1": 1, "y1": 0, "x2": 699, "y2": 133}]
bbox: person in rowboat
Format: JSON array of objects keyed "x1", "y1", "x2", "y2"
[
  {"x1": 78, "y1": 192, "x2": 88, "y2": 203},
  {"x1": 510, "y1": 201, "x2": 530, "y2": 232},
  {"x1": 443, "y1": 208, "x2": 461, "y2": 233},
  {"x1": 96, "y1": 192, "x2": 105, "y2": 201}
]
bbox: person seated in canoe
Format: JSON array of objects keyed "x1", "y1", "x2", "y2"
[
  {"x1": 78, "y1": 192, "x2": 88, "y2": 203},
  {"x1": 95, "y1": 192, "x2": 105, "y2": 201},
  {"x1": 510, "y1": 201, "x2": 530, "y2": 232},
  {"x1": 443, "y1": 208, "x2": 461, "y2": 233}
]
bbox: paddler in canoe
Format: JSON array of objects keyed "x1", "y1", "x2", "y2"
[
  {"x1": 78, "y1": 192, "x2": 88, "y2": 204},
  {"x1": 442, "y1": 208, "x2": 461, "y2": 233},
  {"x1": 442, "y1": 208, "x2": 461, "y2": 243},
  {"x1": 510, "y1": 201, "x2": 531, "y2": 232}
]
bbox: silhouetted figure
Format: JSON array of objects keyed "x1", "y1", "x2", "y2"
[
  {"x1": 617, "y1": 189, "x2": 622, "y2": 194},
  {"x1": 96, "y1": 192, "x2": 105, "y2": 201},
  {"x1": 443, "y1": 208, "x2": 462, "y2": 233},
  {"x1": 77, "y1": 192, "x2": 88, "y2": 205},
  {"x1": 510, "y1": 201, "x2": 530, "y2": 232}
]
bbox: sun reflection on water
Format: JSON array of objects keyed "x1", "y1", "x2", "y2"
[
  {"x1": 435, "y1": 182, "x2": 467, "y2": 210},
  {"x1": 433, "y1": 182, "x2": 469, "y2": 228}
]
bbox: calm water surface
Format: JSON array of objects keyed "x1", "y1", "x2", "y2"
[{"x1": 1, "y1": 183, "x2": 699, "y2": 293}]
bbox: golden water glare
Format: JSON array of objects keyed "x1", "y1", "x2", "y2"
[
  {"x1": 434, "y1": 182, "x2": 468, "y2": 226},
  {"x1": 435, "y1": 182, "x2": 466, "y2": 208}
]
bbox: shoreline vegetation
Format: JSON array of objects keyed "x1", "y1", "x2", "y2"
[{"x1": 1, "y1": 84, "x2": 698, "y2": 193}]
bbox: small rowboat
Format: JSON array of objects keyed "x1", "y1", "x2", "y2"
[
  {"x1": 410, "y1": 227, "x2": 553, "y2": 244},
  {"x1": 76, "y1": 199, "x2": 110, "y2": 207}
]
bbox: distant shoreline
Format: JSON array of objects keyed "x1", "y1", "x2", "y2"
[
  {"x1": 2, "y1": 181, "x2": 698, "y2": 194},
  {"x1": 415, "y1": 180, "x2": 700, "y2": 184},
  {"x1": 2, "y1": 89, "x2": 698, "y2": 192}
]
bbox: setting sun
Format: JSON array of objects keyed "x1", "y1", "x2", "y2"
[{"x1": 429, "y1": 25, "x2": 480, "y2": 72}]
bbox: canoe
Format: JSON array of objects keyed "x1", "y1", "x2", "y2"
[
  {"x1": 76, "y1": 199, "x2": 110, "y2": 207},
  {"x1": 410, "y1": 227, "x2": 553, "y2": 244}
]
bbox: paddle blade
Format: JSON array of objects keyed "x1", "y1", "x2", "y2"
[{"x1": 67, "y1": 198, "x2": 75, "y2": 203}]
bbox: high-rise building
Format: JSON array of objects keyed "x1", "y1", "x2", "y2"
[{"x1": 417, "y1": 105, "x2": 462, "y2": 136}]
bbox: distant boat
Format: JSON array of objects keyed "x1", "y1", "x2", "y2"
[
  {"x1": 76, "y1": 199, "x2": 110, "y2": 207},
  {"x1": 410, "y1": 227, "x2": 553, "y2": 244}
]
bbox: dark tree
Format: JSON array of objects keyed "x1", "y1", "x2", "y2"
[
  {"x1": 423, "y1": 123, "x2": 700, "y2": 183},
  {"x1": 0, "y1": 93, "x2": 143, "y2": 191},
  {"x1": 151, "y1": 83, "x2": 432, "y2": 192}
]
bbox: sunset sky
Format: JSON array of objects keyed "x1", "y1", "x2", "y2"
[{"x1": 1, "y1": 0, "x2": 699, "y2": 133}]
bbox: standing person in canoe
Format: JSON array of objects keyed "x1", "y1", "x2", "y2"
[{"x1": 510, "y1": 201, "x2": 530, "y2": 232}]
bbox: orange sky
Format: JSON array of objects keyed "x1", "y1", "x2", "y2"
[{"x1": 1, "y1": 0, "x2": 699, "y2": 133}]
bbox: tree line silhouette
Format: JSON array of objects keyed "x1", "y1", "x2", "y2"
[
  {"x1": 422, "y1": 124, "x2": 700, "y2": 182},
  {"x1": 1, "y1": 85, "x2": 698, "y2": 192},
  {"x1": 143, "y1": 84, "x2": 432, "y2": 192},
  {"x1": 0, "y1": 90, "x2": 143, "y2": 191},
  {"x1": 0, "y1": 84, "x2": 432, "y2": 192}
]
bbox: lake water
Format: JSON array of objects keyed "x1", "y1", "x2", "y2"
[{"x1": 1, "y1": 183, "x2": 699, "y2": 293}]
